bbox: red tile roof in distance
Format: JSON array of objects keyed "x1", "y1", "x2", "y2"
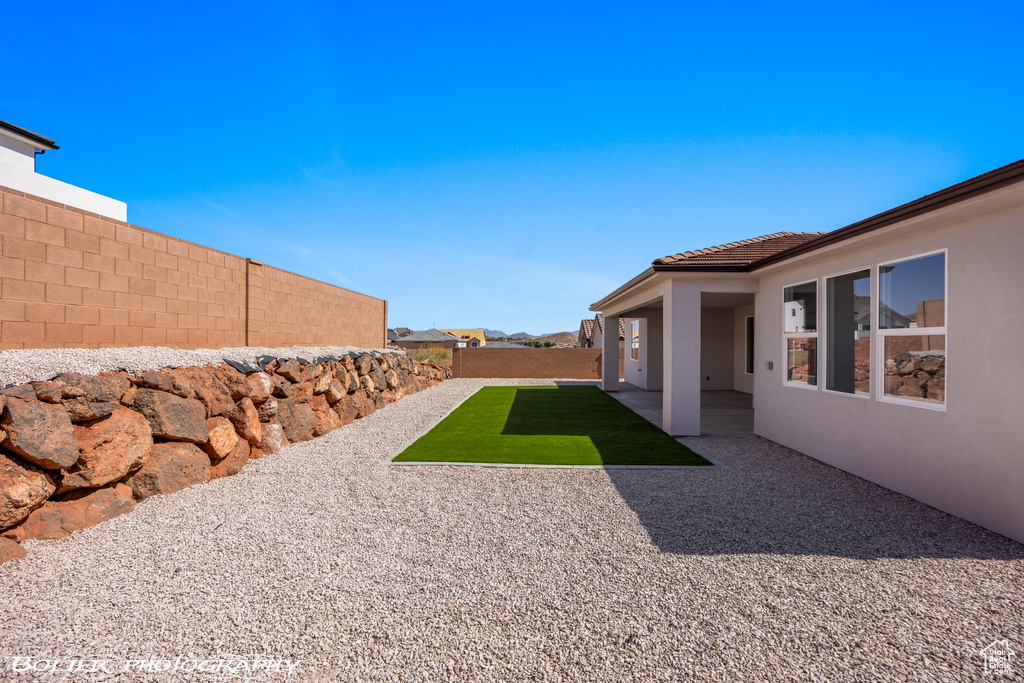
[{"x1": 653, "y1": 232, "x2": 826, "y2": 267}]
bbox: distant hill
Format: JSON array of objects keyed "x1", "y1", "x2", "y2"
[
  {"x1": 484, "y1": 329, "x2": 507, "y2": 338},
  {"x1": 533, "y1": 332, "x2": 578, "y2": 346},
  {"x1": 508, "y1": 332, "x2": 534, "y2": 340}
]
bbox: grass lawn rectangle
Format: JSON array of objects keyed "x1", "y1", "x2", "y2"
[{"x1": 393, "y1": 385, "x2": 712, "y2": 466}]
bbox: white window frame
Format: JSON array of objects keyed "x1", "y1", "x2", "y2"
[
  {"x1": 875, "y1": 248, "x2": 948, "y2": 412},
  {"x1": 782, "y1": 279, "x2": 819, "y2": 390},
  {"x1": 821, "y1": 264, "x2": 873, "y2": 400}
]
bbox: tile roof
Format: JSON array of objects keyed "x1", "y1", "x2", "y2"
[
  {"x1": 579, "y1": 318, "x2": 594, "y2": 341},
  {"x1": 396, "y1": 328, "x2": 461, "y2": 343},
  {"x1": 653, "y1": 232, "x2": 826, "y2": 268},
  {"x1": 595, "y1": 314, "x2": 626, "y2": 340}
]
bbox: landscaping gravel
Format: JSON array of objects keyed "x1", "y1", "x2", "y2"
[
  {"x1": 1, "y1": 377, "x2": 1022, "y2": 681},
  {"x1": 0, "y1": 345, "x2": 395, "y2": 388}
]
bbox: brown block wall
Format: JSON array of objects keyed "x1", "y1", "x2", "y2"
[
  {"x1": 0, "y1": 185, "x2": 385, "y2": 350},
  {"x1": 452, "y1": 348, "x2": 603, "y2": 379},
  {"x1": 247, "y1": 262, "x2": 386, "y2": 349}
]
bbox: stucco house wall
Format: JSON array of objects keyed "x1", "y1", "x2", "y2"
[
  {"x1": 732, "y1": 304, "x2": 755, "y2": 394},
  {"x1": 753, "y1": 181, "x2": 1024, "y2": 543}
]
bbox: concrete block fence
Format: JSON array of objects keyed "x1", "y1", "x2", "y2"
[{"x1": 0, "y1": 185, "x2": 386, "y2": 350}]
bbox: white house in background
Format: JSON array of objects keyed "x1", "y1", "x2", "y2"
[
  {"x1": 0, "y1": 119, "x2": 126, "y2": 221},
  {"x1": 591, "y1": 159, "x2": 1024, "y2": 544}
]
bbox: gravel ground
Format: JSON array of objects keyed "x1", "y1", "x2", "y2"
[
  {"x1": 1, "y1": 377, "x2": 1022, "y2": 682},
  {"x1": 0, "y1": 346, "x2": 396, "y2": 387}
]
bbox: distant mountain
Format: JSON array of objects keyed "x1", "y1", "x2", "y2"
[
  {"x1": 508, "y1": 332, "x2": 534, "y2": 340},
  {"x1": 533, "y1": 332, "x2": 579, "y2": 346},
  {"x1": 484, "y1": 329, "x2": 507, "y2": 338}
]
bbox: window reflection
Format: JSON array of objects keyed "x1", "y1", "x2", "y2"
[
  {"x1": 786, "y1": 338, "x2": 816, "y2": 386},
  {"x1": 879, "y1": 253, "x2": 945, "y2": 329},
  {"x1": 884, "y1": 335, "x2": 945, "y2": 403},
  {"x1": 783, "y1": 282, "x2": 817, "y2": 333}
]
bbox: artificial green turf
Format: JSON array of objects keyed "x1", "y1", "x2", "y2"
[{"x1": 393, "y1": 385, "x2": 712, "y2": 466}]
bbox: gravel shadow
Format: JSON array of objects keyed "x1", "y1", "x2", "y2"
[{"x1": 605, "y1": 436, "x2": 1024, "y2": 560}]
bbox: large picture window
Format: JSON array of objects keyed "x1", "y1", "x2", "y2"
[
  {"x1": 783, "y1": 282, "x2": 817, "y2": 386},
  {"x1": 878, "y1": 252, "x2": 946, "y2": 406},
  {"x1": 825, "y1": 269, "x2": 871, "y2": 396}
]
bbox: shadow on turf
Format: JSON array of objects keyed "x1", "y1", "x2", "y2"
[{"x1": 500, "y1": 384, "x2": 711, "y2": 467}]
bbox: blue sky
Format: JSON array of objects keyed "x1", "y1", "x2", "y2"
[{"x1": 4, "y1": 1, "x2": 1022, "y2": 335}]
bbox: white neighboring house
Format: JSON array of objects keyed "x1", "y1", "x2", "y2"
[
  {"x1": 0, "y1": 119, "x2": 126, "y2": 221},
  {"x1": 591, "y1": 159, "x2": 1024, "y2": 544}
]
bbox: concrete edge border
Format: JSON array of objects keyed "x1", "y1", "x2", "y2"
[{"x1": 385, "y1": 382, "x2": 728, "y2": 470}]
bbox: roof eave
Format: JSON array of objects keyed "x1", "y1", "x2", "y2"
[
  {"x1": 0, "y1": 120, "x2": 58, "y2": 150},
  {"x1": 589, "y1": 267, "x2": 656, "y2": 311},
  {"x1": 750, "y1": 158, "x2": 1024, "y2": 271}
]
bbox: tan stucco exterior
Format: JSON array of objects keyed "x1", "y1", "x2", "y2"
[{"x1": 594, "y1": 174, "x2": 1024, "y2": 543}]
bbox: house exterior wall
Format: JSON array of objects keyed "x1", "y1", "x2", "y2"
[
  {"x1": 733, "y1": 304, "x2": 755, "y2": 394},
  {"x1": 0, "y1": 185, "x2": 386, "y2": 350},
  {"x1": 753, "y1": 181, "x2": 1024, "y2": 543},
  {"x1": 700, "y1": 308, "x2": 734, "y2": 390}
]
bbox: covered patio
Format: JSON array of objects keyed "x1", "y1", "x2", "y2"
[
  {"x1": 596, "y1": 279, "x2": 758, "y2": 436},
  {"x1": 610, "y1": 383, "x2": 755, "y2": 436}
]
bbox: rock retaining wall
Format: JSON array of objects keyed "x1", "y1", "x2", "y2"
[
  {"x1": 0, "y1": 350, "x2": 449, "y2": 563},
  {"x1": 884, "y1": 350, "x2": 945, "y2": 401}
]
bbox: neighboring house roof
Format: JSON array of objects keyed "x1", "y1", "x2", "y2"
[
  {"x1": 485, "y1": 341, "x2": 529, "y2": 348},
  {"x1": 395, "y1": 329, "x2": 461, "y2": 343},
  {"x1": 594, "y1": 313, "x2": 626, "y2": 340},
  {"x1": 0, "y1": 119, "x2": 58, "y2": 150},
  {"x1": 392, "y1": 327, "x2": 413, "y2": 338},
  {"x1": 579, "y1": 318, "x2": 594, "y2": 343},
  {"x1": 440, "y1": 329, "x2": 487, "y2": 346},
  {"x1": 386, "y1": 328, "x2": 402, "y2": 342},
  {"x1": 653, "y1": 232, "x2": 826, "y2": 268}
]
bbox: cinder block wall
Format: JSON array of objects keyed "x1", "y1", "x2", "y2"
[
  {"x1": 0, "y1": 185, "x2": 385, "y2": 350},
  {"x1": 452, "y1": 348, "x2": 602, "y2": 379}
]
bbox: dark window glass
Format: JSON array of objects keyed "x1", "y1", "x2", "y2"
[
  {"x1": 826, "y1": 269, "x2": 871, "y2": 395},
  {"x1": 745, "y1": 317, "x2": 755, "y2": 374}
]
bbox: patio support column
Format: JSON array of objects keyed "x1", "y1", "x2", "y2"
[
  {"x1": 663, "y1": 279, "x2": 701, "y2": 436},
  {"x1": 600, "y1": 313, "x2": 620, "y2": 391}
]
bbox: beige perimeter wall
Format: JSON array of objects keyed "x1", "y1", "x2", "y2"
[
  {"x1": 452, "y1": 348, "x2": 603, "y2": 379},
  {"x1": 753, "y1": 181, "x2": 1024, "y2": 543},
  {"x1": 0, "y1": 185, "x2": 386, "y2": 350}
]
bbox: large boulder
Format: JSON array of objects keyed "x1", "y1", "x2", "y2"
[
  {"x1": 1, "y1": 398, "x2": 80, "y2": 469},
  {"x1": 291, "y1": 382, "x2": 313, "y2": 404},
  {"x1": 0, "y1": 453, "x2": 55, "y2": 530},
  {"x1": 256, "y1": 398, "x2": 278, "y2": 422},
  {"x1": 275, "y1": 398, "x2": 316, "y2": 443},
  {"x1": 354, "y1": 355, "x2": 374, "y2": 376},
  {"x1": 324, "y1": 379, "x2": 347, "y2": 403},
  {"x1": 202, "y1": 416, "x2": 238, "y2": 459},
  {"x1": 276, "y1": 359, "x2": 304, "y2": 383},
  {"x1": 225, "y1": 398, "x2": 262, "y2": 445},
  {"x1": 310, "y1": 395, "x2": 342, "y2": 436},
  {"x1": 124, "y1": 443, "x2": 211, "y2": 501},
  {"x1": 0, "y1": 537, "x2": 24, "y2": 565},
  {"x1": 244, "y1": 373, "x2": 273, "y2": 403},
  {"x1": 258, "y1": 422, "x2": 289, "y2": 454},
  {"x1": 5, "y1": 484, "x2": 135, "y2": 542},
  {"x1": 134, "y1": 370, "x2": 196, "y2": 399},
  {"x1": 384, "y1": 369, "x2": 400, "y2": 391},
  {"x1": 208, "y1": 438, "x2": 250, "y2": 480},
  {"x1": 214, "y1": 364, "x2": 248, "y2": 400},
  {"x1": 332, "y1": 395, "x2": 357, "y2": 425},
  {"x1": 60, "y1": 408, "x2": 153, "y2": 492},
  {"x1": 173, "y1": 368, "x2": 234, "y2": 418},
  {"x1": 130, "y1": 388, "x2": 209, "y2": 443},
  {"x1": 271, "y1": 375, "x2": 295, "y2": 398},
  {"x1": 60, "y1": 397, "x2": 120, "y2": 422}
]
